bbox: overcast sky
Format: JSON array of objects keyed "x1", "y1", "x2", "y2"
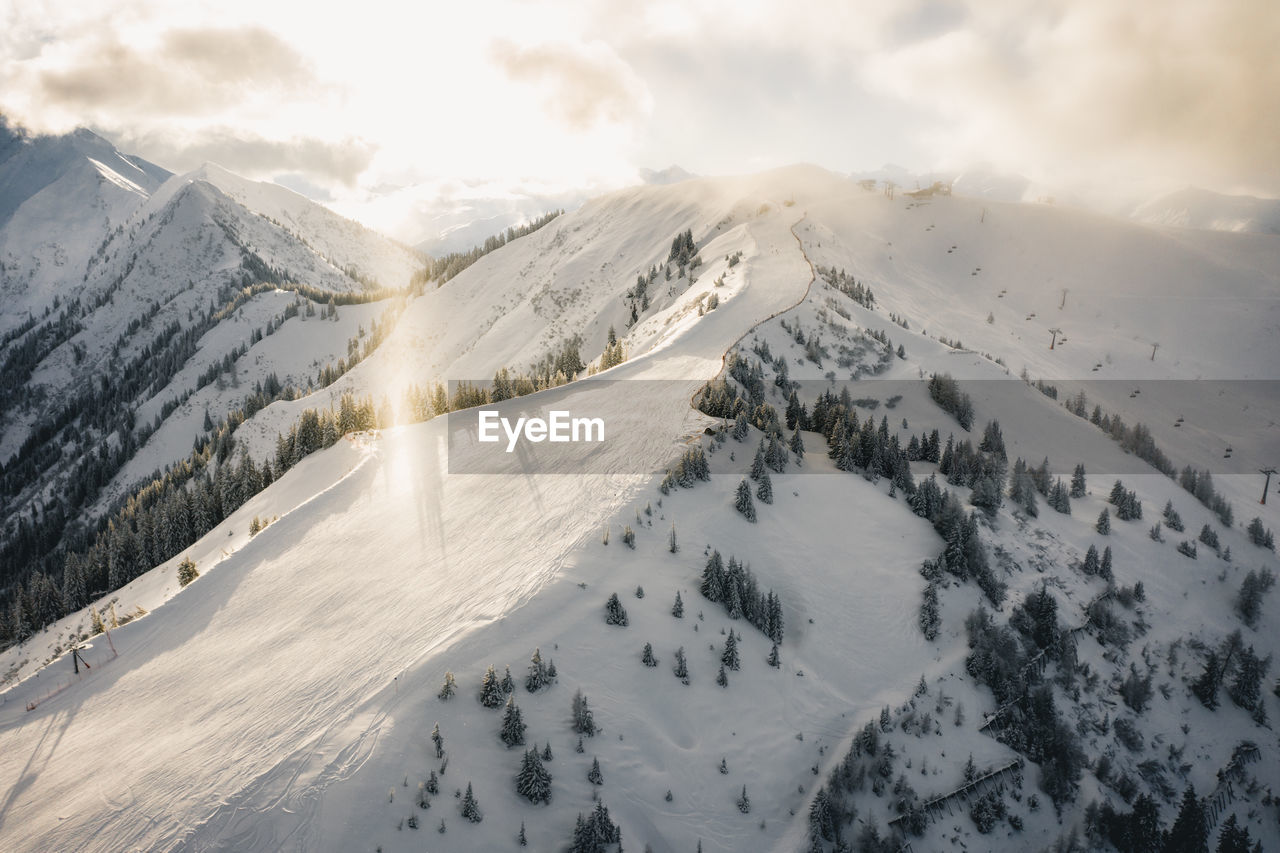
[{"x1": 3, "y1": 0, "x2": 1277, "y2": 239}]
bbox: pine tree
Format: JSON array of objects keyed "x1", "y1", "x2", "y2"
[
  {"x1": 1017, "y1": 469, "x2": 1039, "y2": 516},
  {"x1": 515, "y1": 749, "x2": 552, "y2": 804},
  {"x1": 1049, "y1": 479, "x2": 1071, "y2": 514},
  {"x1": 1070, "y1": 463, "x2": 1087, "y2": 498},
  {"x1": 766, "y1": 591, "x2": 784, "y2": 644},
  {"x1": 756, "y1": 470, "x2": 773, "y2": 504},
  {"x1": 587, "y1": 756, "x2": 603, "y2": 785},
  {"x1": 737, "y1": 785, "x2": 751, "y2": 813},
  {"x1": 672, "y1": 591, "x2": 684, "y2": 618},
  {"x1": 518, "y1": 821, "x2": 528, "y2": 846},
  {"x1": 1215, "y1": 814, "x2": 1252, "y2": 853},
  {"x1": 432, "y1": 722, "x2": 445, "y2": 758},
  {"x1": 526, "y1": 648, "x2": 549, "y2": 692},
  {"x1": 766, "y1": 434, "x2": 788, "y2": 473},
  {"x1": 177, "y1": 557, "x2": 199, "y2": 587},
  {"x1": 479, "y1": 665, "x2": 504, "y2": 708},
  {"x1": 767, "y1": 643, "x2": 780, "y2": 668},
  {"x1": 1083, "y1": 544, "x2": 1100, "y2": 575},
  {"x1": 716, "y1": 663, "x2": 728, "y2": 687},
  {"x1": 1236, "y1": 568, "x2": 1276, "y2": 628},
  {"x1": 920, "y1": 581, "x2": 941, "y2": 640},
  {"x1": 568, "y1": 800, "x2": 621, "y2": 852},
  {"x1": 673, "y1": 646, "x2": 689, "y2": 684},
  {"x1": 735, "y1": 479, "x2": 757, "y2": 522},
  {"x1": 1100, "y1": 546, "x2": 1113, "y2": 581},
  {"x1": 1246, "y1": 517, "x2": 1274, "y2": 550},
  {"x1": 1096, "y1": 508, "x2": 1111, "y2": 535},
  {"x1": 808, "y1": 786, "x2": 835, "y2": 841},
  {"x1": 725, "y1": 579, "x2": 743, "y2": 620},
  {"x1": 642, "y1": 642, "x2": 658, "y2": 667},
  {"x1": 460, "y1": 782, "x2": 482, "y2": 823},
  {"x1": 605, "y1": 593, "x2": 629, "y2": 626},
  {"x1": 1165, "y1": 785, "x2": 1207, "y2": 853},
  {"x1": 542, "y1": 742, "x2": 553, "y2": 762},
  {"x1": 501, "y1": 665, "x2": 515, "y2": 695},
  {"x1": 721, "y1": 630, "x2": 740, "y2": 670},
  {"x1": 669, "y1": 524, "x2": 679, "y2": 554},
  {"x1": 572, "y1": 688, "x2": 597, "y2": 736},
  {"x1": 750, "y1": 442, "x2": 766, "y2": 481},
  {"x1": 1227, "y1": 645, "x2": 1270, "y2": 712},
  {"x1": 1192, "y1": 651, "x2": 1223, "y2": 709},
  {"x1": 700, "y1": 551, "x2": 725, "y2": 602},
  {"x1": 790, "y1": 428, "x2": 805, "y2": 461},
  {"x1": 500, "y1": 695, "x2": 527, "y2": 747}
]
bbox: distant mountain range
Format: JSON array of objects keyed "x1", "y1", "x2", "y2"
[{"x1": 1131, "y1": 186, "x2": 1280, "y2": 235}]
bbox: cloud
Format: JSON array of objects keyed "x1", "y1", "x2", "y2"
[
  {"x1": 111, "y1": 127, "x2": 375, "y2": 186},
  {"x1": 0, "y1": 22, "x2": 371, "y2": 185},
  {"x1": 491, "y1": 38, "x2": 651, "y2": 130},
  {"x1": 3, "y1": 0, "x2": 1274, "y2": 224},
  {"x1": 35, "y1": 26, "x2": 317, "y2": 117},
  {"x1": 861, "y1": 0, "x2": 1280, "y2": 193}
]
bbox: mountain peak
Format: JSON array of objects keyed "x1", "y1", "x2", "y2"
[{"x1": 639, "y1": 164, "x2": 696, "y2": 185}]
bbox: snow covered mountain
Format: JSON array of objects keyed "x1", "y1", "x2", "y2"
[
  {"x1": 640, "y1": 165, "x2": 697, "y2": 186},
  {"x1": 1, "y1": 163, "x2": 1278, "y2": 853},
  {"x1": 0, "y1": 123, "x2": 424, "y2": 613},
  {"x1": 0, "y1": 118, "x2": 171, "y2": 329},
  {"x1": 1132, "y1": 187, "x2": 1280, "y2": 235}
]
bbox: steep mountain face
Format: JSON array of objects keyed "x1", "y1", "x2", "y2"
[
  {"x1": 0, "y1": 164, "x2": 1278, "y2": 853},
  {"x1": 0, "y1": 125, "x2": 423, "y2": 603},
  {"x1": 185, "y1": 162, "x2": 422, "y2": 289},
  {"x1": 0, "y1": 120, "x2": 171, "y2": 330}
]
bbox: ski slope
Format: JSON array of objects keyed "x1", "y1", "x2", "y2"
[{"x1": 0, "y1": 184, "x2": 817, "y2": 852}]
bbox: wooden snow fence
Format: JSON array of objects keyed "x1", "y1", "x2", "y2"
[
  {"x1": 977, "y1": 589, "x2": 1112, "y2": 736},
  {"x1": 1202, "y1": 743, "x2": 1262, "y2": 833},
  {"x1": 888, "y1": 758, "x2": 1023, "y2": 833},
  {"x1": 977, "y1": 641, "x2": 1058, "y2": 736}
]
